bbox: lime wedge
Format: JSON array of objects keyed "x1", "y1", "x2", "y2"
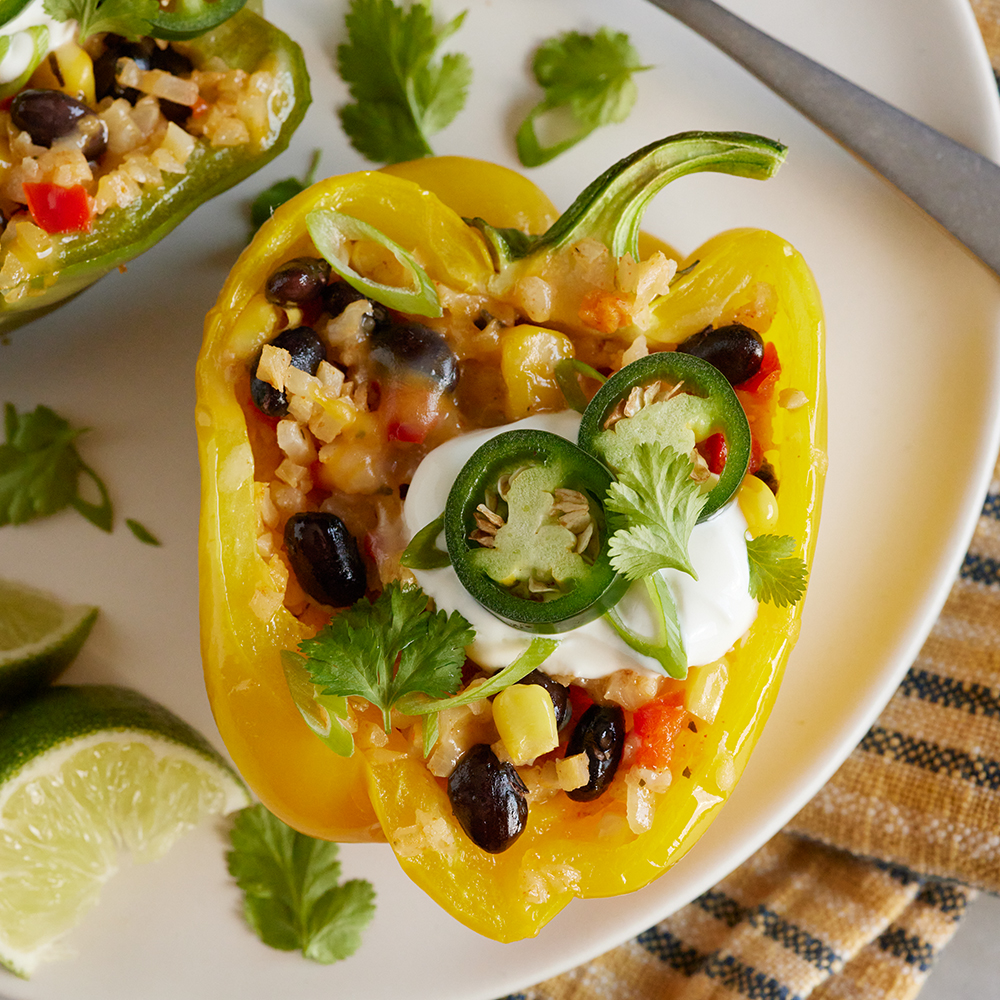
[
  {"x1": 0, "y1": 579, "x2": 98, "y2": 704},
  {"x1": 0, "y1": 684, "x2": 250, "y2": 978}
]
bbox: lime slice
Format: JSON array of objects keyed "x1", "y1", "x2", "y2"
[
  {"x1": 0, "y1": 578, "x2": 98, "y2": 704},
  {"x1": 0, "y1": 684, "x2": 250, "y2": 978}
]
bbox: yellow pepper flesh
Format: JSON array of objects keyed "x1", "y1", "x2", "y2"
[{"x1": 197, "y1": 156, "x2": 826, "y2": 939}]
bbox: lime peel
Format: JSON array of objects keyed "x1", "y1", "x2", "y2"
[
  {"x1": 0, "y1": 578, "x2": 99, "y2": 704},
  {"x1": 0, "y1": 685, "x2": 250, "y2": 978}
]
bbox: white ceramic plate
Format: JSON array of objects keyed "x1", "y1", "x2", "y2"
[{"x1": 3, "y1": 0, "x2": 1000, "y2": 997}]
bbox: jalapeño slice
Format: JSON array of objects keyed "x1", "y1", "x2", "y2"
[
  {"x1": 146, "y1": 0, "x2": 249, "y2": 40},
  {"x1": 578, "y1": 352, "x2": 751, "y2": 521},
  {"x1": 444, "y1": 429, "x2": 628, "y2": 633},
  {"x1": 0, "y1": 1, "x2": 31, "y2": 28}
]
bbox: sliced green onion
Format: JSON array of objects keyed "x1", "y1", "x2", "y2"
[
  {"x1": 605, "y1": 574, "x2": 687, "y2": 678},
  {"x1": 306, "y1": 208, "x2": 442, "y2": 318},
  {"x1": 0, "y1": 26, "x2": 48, "y2": 100},
  {"x1": 400, "y1": 514, "x2": 450, "y2": 569},
  {"x1": 281, "y1": 650, "x2": 355, "y2": 757},
  {"x1": 554, "y1": 358, "x2": 606, "y2": 413},
  {"x1": 395, "y1": 637, "x2": 560, "y2": 756}
]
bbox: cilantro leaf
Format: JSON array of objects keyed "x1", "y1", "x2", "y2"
[
  {"x1": 746, "y1": 534, "x2": 809, "y2": 607},
  {"x1": 605, "y1": 443, "x2": 708, "y2": 581},
  {"x1": 249, "y1": 150, "x2": 321, "y2": 235},
  {"x1": 43, "y1": 0, "x2": 158, "y2": 42},
  {"x1": 516, "y1": 28, "x2": 650, "y2": 167},
  {"x1": 0, "y1": 403, "x2": 113, "y2": 532},
  {"x1": 227, "y1": 804, "x2": 376, "y2": 963},
  {"x1": 336, "y1": 0, "x2": 472, "y2": 164},
  {"x1": 125, "y1": 518, "x2": 161, "y2": 546},
  {"x1": 300, "y1": 581, "x2": 474, "y2": 731}
]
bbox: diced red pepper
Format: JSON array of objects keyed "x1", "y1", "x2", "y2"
[
  {"x1": 736, "y1": 341, "x2": 781, "y2": 397},
  {"x1": 23, "y1": 182, "x2": 93, "y2": 234},
  {"x1": 386, "y1": 420, "x2": 427, "y2": 443},
  {"x1": 567, "y1": 685, "x2": 594, "y2": 721},
  {"x1": 381, "y1": 380, "x2": 444, "y2": 445},
  {"x1": 747, "y1": 437, "x2": 763, "y2": 476},
  {"x1": 701, "y1": 432, "x2": 727, "y2": 475},
  {"x1": 632, "y1": 691, "x2": 687, "y2": 770}
]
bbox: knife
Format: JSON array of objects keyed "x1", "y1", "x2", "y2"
[{"x1": 646, "y1": 0, "x2": 1000, "y2": 279}]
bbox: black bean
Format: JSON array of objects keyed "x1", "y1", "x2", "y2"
[
  {"x1": 517, "y1": 670, "x2": 571, "y2": 730},
  {"x1": 322, "y1": 281, "x2": 390, "y2": 331},
  {"x1": 283, "y1": 512, "x2": 367, "y2": 608},
  {"x1": 265, "y1": 257, "x2": 332, "y2": 307},
  {"x1": 754, "y1": 459, "x2": 779, "y2": 495},
  {"x1": 93, "y1": 36, "x2": 155, "y2": 102},
  {"x1": 448, "y1": 744, "x2": 528, "y2": 854},
  {"x1": 677, "y1": 323, "x2": 764, "y2": 385},
  {"x1": 158, "y1": 99, "x2": 192, "y2": 126},
  {"x1": 10, "y1": 90, "x2": 108, "y2": 160},
  {"x1": 250, "y1": 327, "x2": 326, "y2": 417},
  {"x1": 565, "y1": 704, "x2": 625, "y2": 802},
  {"x1": 369, "y1": 321, "x2": 458, "y2": 392},
  {"x1": 149, "y1": 45, "x2": 193, "y2": 77}
]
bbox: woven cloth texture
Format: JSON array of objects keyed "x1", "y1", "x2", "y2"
[{"x1": 507, "y1": 11, "x2": 1000, "y2": 999}]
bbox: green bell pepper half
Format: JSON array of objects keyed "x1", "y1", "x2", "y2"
[
  {"x1": 578, "y1": 352, "x2": 751, "y2": 521},
  {"x1": 0, "y1": 7, "x2": 310, "y2": 335},
  {"x1": 444, "y1": 428, "x2": 629, "y2": 633}
]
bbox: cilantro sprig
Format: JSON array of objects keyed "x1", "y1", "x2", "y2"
[
  {"x1": 292, "y1": 582, "x2": 558, "y2": 756},
  {"x1": 301, "y1": 581, "x2": 475, "y2": 733},
  {"x1": 516, "y1": 28, "x2": 650, "y2": 167},
  {"x1": 605, "y1": 443, "x2": 708, "y2": 581},
  {"x1": 227, "y1": 804, "x2": 376, "y2": 964},
  {"x1": 249, "y1": 150, "x2": 321, "y2": 235},
  {"x1": 43, "y1": 0, "x2": 158, "y2": 42},
  {"x1": 337, "y1": 0, "x2": 472, "y2": 164},
  {"x1": 747, "y1": 534, "x2": 809, "y2": 607},
  {"x1": 0, "y1": 403, "x2": 113, "y2": 532}
]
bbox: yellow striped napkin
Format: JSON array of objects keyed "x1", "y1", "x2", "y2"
[
  {"x1": 507, "y1": 7, "x2": 1000, "y2": 980},
  {"x1": 504, "y1": 429, "x2": 999, "y2": 1000}
]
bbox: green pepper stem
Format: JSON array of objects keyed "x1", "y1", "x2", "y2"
[{"x1": 469, "y1": 130, "x2": 787, "y2": 267}]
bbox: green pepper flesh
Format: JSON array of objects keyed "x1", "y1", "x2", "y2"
[{"x1": 0, "y1": 7, "x2": 310, "y2": 335}]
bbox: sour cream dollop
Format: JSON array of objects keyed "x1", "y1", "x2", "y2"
[
  {"x1": 0, "y1": 1, "x2": 76, "y2": 86},
  {"x1": 403, "y1": 413, "x2": 757, "y2": 679}
]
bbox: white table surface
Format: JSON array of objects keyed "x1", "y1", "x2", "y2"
[{"x1": 919, "y1": 891, "x2": 1000, "y2": 999}]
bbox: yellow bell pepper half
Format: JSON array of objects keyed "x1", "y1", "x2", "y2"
[{"x1": 196, "y1": 150, "x2": 826, "y2": 940}]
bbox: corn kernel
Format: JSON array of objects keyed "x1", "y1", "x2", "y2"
[
  {"x1": 500, "y1": 324, "x2": 574, "y2": 420},
  {"x1": 493, "y1": 684, "x2": 558, "y2": 765},
  {"x1": 29, "y1": 42, "x2": 96, "y2": 104},
  {"x1": 738, "y1": 474, "x2": 779, "y2": 536},
  {"x1": 230, "y1": 294, "x2": 280, "y2": 357},
  {"x1": 686, "y1": 659, "x2": 729, "y2": 724}
]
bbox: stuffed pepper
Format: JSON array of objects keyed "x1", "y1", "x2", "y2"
[
  {"x1": 0, "y1": 0, "x2": 309, "y2": 333},
  {"x1": 196, "y1": 132, "x2": 826, "y2": 941}
]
